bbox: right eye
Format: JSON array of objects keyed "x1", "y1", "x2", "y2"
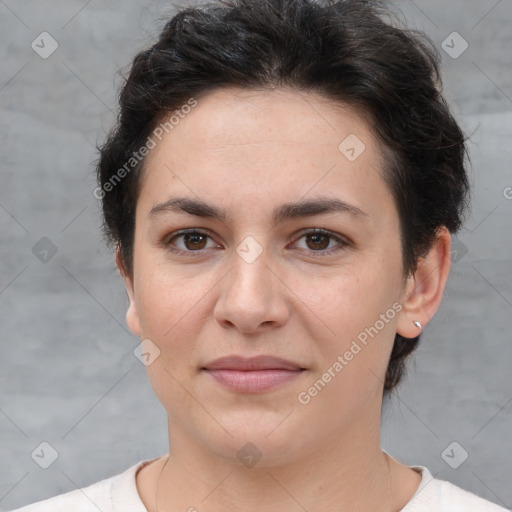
[{"x1": 164, "y1": 229, "x2": 221, "y2": 256}]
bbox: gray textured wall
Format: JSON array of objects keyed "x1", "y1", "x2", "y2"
[{"x1": 1, "y1": 0, "x2": 511, "y2": 509}]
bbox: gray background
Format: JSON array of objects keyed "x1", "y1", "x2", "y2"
[{"x1": 1, "y1": 0, "x2": 511, "y2": 509}]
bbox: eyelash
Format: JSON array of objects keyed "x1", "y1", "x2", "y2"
[{"x1": 163, "y1": 228, "x2": 349, "y2": 258}]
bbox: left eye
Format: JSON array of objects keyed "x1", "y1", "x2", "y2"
[
  {"x1": 292, "y1": 229, "x2": 347, "y2": 255},
  {"x1": 167, "y1": 230, "x2": 218, "y2": 252}
]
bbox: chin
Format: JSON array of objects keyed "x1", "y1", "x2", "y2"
[{"x1": 197, "y1": 412, "x2": 312, "y2": 467}]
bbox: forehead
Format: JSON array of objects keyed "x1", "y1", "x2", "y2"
[
  {"x1": 138, "y1": 86, "x2": 394, "y2": 225},
  {"x1": 151, "y1": 86, "x2": 375, "y2": 154}
]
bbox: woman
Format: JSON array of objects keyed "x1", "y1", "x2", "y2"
[{"x1": 12, "y1": 0, "x2": 507, "y2": 510}]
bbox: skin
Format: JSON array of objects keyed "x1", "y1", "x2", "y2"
[{"x1": 117, "y1": 86, "x2": 451, "y2": 511}]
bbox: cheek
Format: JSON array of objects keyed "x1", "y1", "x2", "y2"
[
  {"x1": 134, "y1": 261, "x2": 214, "y2": 347},
  {"x1": 289, "y1": 259, "x2": 401, "y2": 406},
  {"x1": 133, "y1": 265, "x2": 213, "y2": 410},
  {"x1": 292, "y1": 270, "x2": 399, "y2": 418},
  {"x1": 293, "y1": 261, "x2": 400, "y2": 341}
]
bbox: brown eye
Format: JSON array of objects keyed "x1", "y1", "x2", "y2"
[
  {"x1": 180, "y1": 232, "x2": 208, "y2": 250},
  {"x1": 165, "y1": 229, "x2": 219, "y2": 255},
  {"x1": 304, "y1": 233, "x2": 330, "y2": 251},
  {"x1": 293, "y1": 229, "x2": 348, "y2": 257}
]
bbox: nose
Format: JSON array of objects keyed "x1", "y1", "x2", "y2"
[{"x1": 213, "y1": 245, "x2": 290, "y2": 334}]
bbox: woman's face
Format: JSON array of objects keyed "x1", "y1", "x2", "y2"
[{"x1": 123, "y1": 87, "x2": 412, "y2": 464}]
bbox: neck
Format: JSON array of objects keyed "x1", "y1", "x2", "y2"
[{"x1": 147, "y1": 405, "x2": 406, "y2": 512}]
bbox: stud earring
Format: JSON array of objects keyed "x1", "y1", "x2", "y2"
[{"x1": 413, "y1": 320, "x2": 422, "y2": 331}]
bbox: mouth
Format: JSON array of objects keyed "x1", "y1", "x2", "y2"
[{"x1": 202, "y1": 355, "x2": 306, "y2": 393}]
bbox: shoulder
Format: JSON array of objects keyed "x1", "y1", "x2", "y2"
[
  {"x1": 402, "y1": 465, "x2": 508, "y2": 512},
  {"x1": 8, "y1": 458, "x2": 155, "y2": 512},
  {"x1": 8, "y1": 477, "x2": 113, "y2": 512}
]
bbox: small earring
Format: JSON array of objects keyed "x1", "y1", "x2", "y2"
[{"x1": 413, "y1": 320, "x2": 422, "y2": 331}]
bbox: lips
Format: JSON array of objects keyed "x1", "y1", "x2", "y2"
[
  {"x1": 202, "y1": 355, "x2": 305, "y2": 393},
  {"x1": 203, "y1": 355, "x2": 304, "y2": 371}
]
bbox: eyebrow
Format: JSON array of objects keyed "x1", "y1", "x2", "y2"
[{"x1": 149, "y1": 196, "x2": 370, "y2": 224}]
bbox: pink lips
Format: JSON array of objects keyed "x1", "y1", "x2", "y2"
[{"x1": 203, "y1": 355, "x2": 305, "y2": 393}]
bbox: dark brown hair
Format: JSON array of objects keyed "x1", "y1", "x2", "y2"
[{"x1": 96, "y1": 0, "x2": 470, "y2": 393}]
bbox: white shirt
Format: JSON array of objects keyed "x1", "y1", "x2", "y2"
[{"x1": 10, "y1": 457, "x2": 508, "y2": 512}]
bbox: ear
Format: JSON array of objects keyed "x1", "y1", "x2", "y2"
[
  {"x1": 396, "y1": 226, "x2": 452, "y2": 338},
  {"x1": 115, "y1": 247, "x2": 141, "y2": 337}
]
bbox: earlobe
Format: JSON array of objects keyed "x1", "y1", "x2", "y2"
[
  {"x1": 115, "y1": 248, "x2": 141, "y2": 337},
  {"x1": 396, "y1": 227, "x2": 452, "y2": 338}
]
